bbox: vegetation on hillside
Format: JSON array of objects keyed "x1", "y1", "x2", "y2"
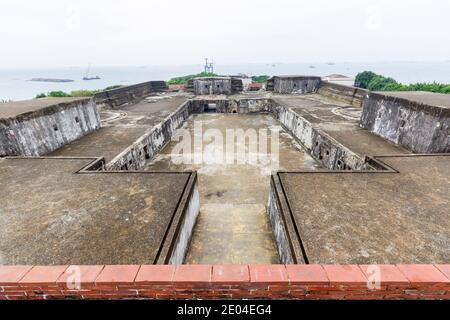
[
  {"x1": 167, "y1": 72, "x2": 218, "y2": 85},
  {"x1": 251, "y1": 75, "x2": 270, "y2": 83},
  {"x1": 35, "y1": 85, "x2": 124, "y2": 99},
  {"x1": 167, "y1": 73, "x2": 271, "y2": 85},
  {"x1": 355, "y1": 71, "x2": 450, "y2": 94}
]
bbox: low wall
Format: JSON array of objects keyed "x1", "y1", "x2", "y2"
[
  {"x1": 167, "y1": 183, "x2": 200, "y2": 264},
  {"x1": 0, "y1": 264, "x2": 448, "y2": 300},
  {"x1": 190, "y1": 99, "x2": 232, "y2": 113},
  {"x1": 318, "y1": 82, "x2": 368, "y2": 107},
  {"x1": 360, "y1": 93, "x2": 450, "y2": 153},
  {"x1": 151, "y1": 172, "x2": 200, "y2": 265},
  {"x1": 106, "y1": 101, "x2": 191, "y2": 170},
  {"x1": 0, "y1": 99, "x2": 100, "y2": 157},
  {"x1": 237, "y1": 98, "x2": 271, "y2": 113},
  {"x1": 269, "y1": 100, "x2": 368, "y2": 170},
  {"x1": 94, "y1": 81, "x2": 167, "y2": 108},
  {"x1": 268, "y1": 77, "x2": 321, "y2": 94},
  {"x1": 268, "y1": 179, "x2": 297, "y2": 264}
]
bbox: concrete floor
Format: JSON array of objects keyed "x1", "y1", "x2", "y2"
[
  {"x1": 278, "y1": 155, "x2": 450, "y2": 264},
  {"x1": 145, "y1": 113, "x2": 320, "y2": 264},
  {"x1": 0, "y1": 157, "x2": 192, "y2": 265}
]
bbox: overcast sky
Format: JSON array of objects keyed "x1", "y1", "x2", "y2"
[{"x1": 1, "y1": 0, "x2": 449, "y2": 68}]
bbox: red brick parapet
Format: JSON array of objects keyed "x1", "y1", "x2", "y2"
[{"x1": 0, "y1": 264, "x2": 449, "y2": 300}]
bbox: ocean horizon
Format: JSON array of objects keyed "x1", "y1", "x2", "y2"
[{"x1": 1, "y1": 61, "x2": 450, "y2": 101}]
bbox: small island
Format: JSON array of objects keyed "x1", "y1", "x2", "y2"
[{"x1": 29, "y1": 78, "x2": 74, "y2": 83}]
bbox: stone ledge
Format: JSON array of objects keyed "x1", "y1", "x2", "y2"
[{"x1": 0, "y1": 264, "x2": 448, "y2": 300}]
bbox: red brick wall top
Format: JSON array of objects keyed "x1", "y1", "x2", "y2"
[{"x1": 0, "y1": 264, "x2": 448, "y2": 300}]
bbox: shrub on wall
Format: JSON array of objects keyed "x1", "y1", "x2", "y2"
[{"x1": 167, "y1": 72, "x2": 218, "y2": 85}]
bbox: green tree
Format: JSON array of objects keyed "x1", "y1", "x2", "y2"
[
  {"x1": 34, "y1": 85, "x2": 123, "y2": 99},
  {"x1": 70, "y1": 90, "x2": 98, "y2": 97},
  {"x1": 167, "y1": 72, "x2": 218, "y2": 85},
  {"x1": 251, "y1": 75, "x2": 270, "y2": 83},
  {"x1": 355, "y1": 71, "x2": 377, "y2": 89},
  {"x1": 355, "y1": 71, "x2": 450, "y2": 94},
  {"x1": 47, "y1": 91, "x2": 72, "y2": 98},
  {"x1": 367, "y1": 75, "x2": 398, "y2": 91}
]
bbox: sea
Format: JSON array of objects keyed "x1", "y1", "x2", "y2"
[{"x1": 1, "y1": 61, "x2": 450, "y2": 101}]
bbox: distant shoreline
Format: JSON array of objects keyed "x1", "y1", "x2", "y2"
[{"x1": 1, "y1": 62, "x2": 449, "y2": 101}]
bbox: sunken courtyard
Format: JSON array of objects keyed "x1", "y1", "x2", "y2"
[{"x1": 1, "y1": 76, "x2": 449, "y2": 269}]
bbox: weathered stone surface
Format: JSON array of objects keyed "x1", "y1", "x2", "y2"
[
  {"x1": 51, "y1": 94, "x2": 191, "y2": 164},
  {"x1": 94, "y1": 81, "x2": 167, "y2": 108},
  {"x1": 318, "y1": 81, "x2": 368, "y2": 107},
  {"x1": 272, "y1": 93, "x2": 409, "y2": 166},
  {"x1": 360, "y1": 92, "x2": 450, "y2": 153},
  {"x1": 272, "y1": 155, "x2": 450, "y2": 264},
  {"x1": 106, "y1": 100, "x2": 191, "y2": 170},
  {"x1": 0, "y1": 98, "x2": 100, "y2": 156},
  {"x1": 191, "y1": 77, "x2": 243, "y2": 95},
  {"x1": 267, "y1": 76, "x2": 321, "y2": 94},
  {"x1": 0, "y1": 157, "x2": 197, "y2": 265},
  {"x1": 1, "y1": 77, "x2": 449, "y2": 269},
  {"x1": 145, "y1": 114, "x2": 319, "y2": 264}
]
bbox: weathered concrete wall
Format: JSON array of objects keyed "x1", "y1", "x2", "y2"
[
  {"x1": 168, "y1": 183, "x2": 200, "y2": 264},
  {"x1": 268, "y1": 183, "x2": 295, "y2": 264},
  {"x1": 94, "y1": 81, "x2": 167, "y2": 108},
  {"x1": 191, "y1": 98, "x2": 271, "y2": 114},
  {"x1": 269, "y1": 100, "x2": 368, "y2": 170},
  {"x1": 269, "y1": 76, "x2": 321, "y2": 94},
  {"x1": 194, "y1": 78, "x2": 233, "y2": 95},
  {"x1": 237, "y1": 98, "x2": 271, "y2": 113},
  {"x1": 192, "y1": 78, "x2": 244, "y2": 95},
  {"x1": 190, "y1": 99, "x2": 232, "y2": 113},
  {"x1": 318, "y1": 82, "x2": 368, "y2": 107},
  {"x1": 106, "y1": 101, "x2": 191, "y2": 170},
  {"x1": 0, "y1": 99, "x2": 100, "y2": 156},
  {"x1": 310, "y1": 129, "x2": 367, "y2": 170},
  {"x1": 361, "y1": 93, "x2": 450, "y2": 153}
]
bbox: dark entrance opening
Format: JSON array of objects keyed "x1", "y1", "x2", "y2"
[{"x1": 204, "y1": 103, "x2": 217, "y2": 113}]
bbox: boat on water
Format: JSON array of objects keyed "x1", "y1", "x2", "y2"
[
  {"x1": 83, "y1": 75, "x2": 100, "y2": 81},
  {"x1": 83, "y1": 64, "x2": 101, "y2": 81}
]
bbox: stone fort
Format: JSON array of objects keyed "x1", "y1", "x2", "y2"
[{"x1": 0, "y1": 76, "x2": 449, "y2": 299}]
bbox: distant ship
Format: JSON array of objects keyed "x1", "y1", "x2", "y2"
[
  {"x1": 83, "y1": 64, "x2": 101, "y2": 81},
  {"x1": 83, "y1": 75, "x2": 100, "y2": 81}
]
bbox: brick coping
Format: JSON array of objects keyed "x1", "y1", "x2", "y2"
[{"x1": 0, "y1": 264, "x2": 448, "y2": 300}]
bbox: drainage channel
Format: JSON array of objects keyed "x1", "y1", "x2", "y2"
[{"x1": 144, "y1": 113, "x2": 321, "y2": 264}]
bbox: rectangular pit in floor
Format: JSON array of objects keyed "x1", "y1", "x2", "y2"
[{"x1": 144, "y1": 113, "x2": 321, "y2": 264}]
